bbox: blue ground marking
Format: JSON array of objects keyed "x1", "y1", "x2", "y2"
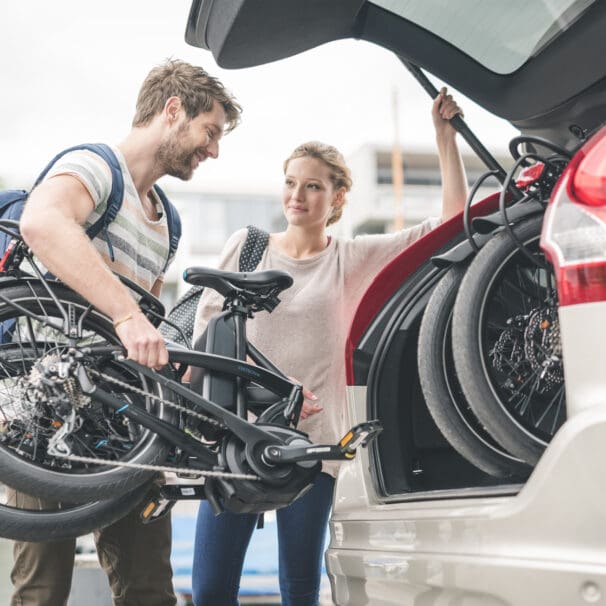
[{"x1": 171, "y1": 510, "x2": 329, "y2": 597}]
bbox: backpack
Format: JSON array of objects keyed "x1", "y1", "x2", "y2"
[
  {"x1": 160, "y1": 225, "x2": 269, "y2": 347},
  {"x1": 0, "y1": 143, "x2": 181, "y2": 272}
]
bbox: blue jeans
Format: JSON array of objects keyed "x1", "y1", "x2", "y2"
[{"x1": 192, "y1": 472, "x2": 335, "y2": 606}]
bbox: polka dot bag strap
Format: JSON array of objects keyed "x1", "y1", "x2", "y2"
[{"x1": 239, "y1": 225, "x2": 269, "y2": 272}]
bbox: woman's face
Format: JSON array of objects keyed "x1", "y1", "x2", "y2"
[{"x1": 282, "y1": 156, "x2": 343, "y2": 229}]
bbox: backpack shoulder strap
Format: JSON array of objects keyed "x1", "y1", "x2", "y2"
[
  {"x1": 33, "y1": 143, "x2": 124, "y2": 234},
  {"x1": 35, "y1": 144, "x2": 181, "y2": 272},
  {"x1": 153, "y1": 184, "x2": 182, "y2": 272},
  {"x1": 80, "y1": 144, "x2": 125, "y2": 243},
  {"x1": 239, "y1": 225, "x2": 269, "y2": 272},
  {"x1": 32, "y1": 143, "x2": 125, "y2": 261}
]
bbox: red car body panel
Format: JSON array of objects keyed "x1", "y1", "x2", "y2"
[{"x1": 345, "y1": 193, "x2": 501, "y2": 384}]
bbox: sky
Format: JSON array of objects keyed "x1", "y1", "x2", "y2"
[{"x1": 0, "y1": 0, "x2": 518, "y2": 194}]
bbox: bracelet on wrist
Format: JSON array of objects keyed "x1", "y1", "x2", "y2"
[{"x1": 113, "y1": 312, "x2": 136, "y2": 329}]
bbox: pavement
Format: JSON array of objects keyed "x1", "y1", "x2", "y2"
[{"x1": 1, "y1": 501, "x2": 333, "y2": 605}]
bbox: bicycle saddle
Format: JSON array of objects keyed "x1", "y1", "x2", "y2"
[{"x1": 183, "y1": 267, "x2": 293, "y2": 298}]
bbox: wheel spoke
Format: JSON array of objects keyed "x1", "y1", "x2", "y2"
[
  {"x1": 548, "y1": 385, "x2": 566, "y2": 435},
  {"x1": 478, "y1": 230, "x2": 565, "y2": 444},
  {"x1": 0, "y1": 283, "x2": 172, "y2": 503}
]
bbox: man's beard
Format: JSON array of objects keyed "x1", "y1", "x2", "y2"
[{"x1": 156, "y1": 123, "x2": 200, "y2": 181}]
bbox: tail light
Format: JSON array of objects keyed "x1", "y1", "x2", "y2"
[{"x1": 541, "y1": 126, "x2": 606, "y2": 306}]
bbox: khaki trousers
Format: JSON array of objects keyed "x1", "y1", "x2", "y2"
[{"x1": 9, "y1": 491, "x2": 176, "y2": 606}]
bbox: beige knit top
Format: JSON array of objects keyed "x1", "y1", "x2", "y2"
[{"x1": 193, "y1": 219, "x2": 438, "y2": 476}]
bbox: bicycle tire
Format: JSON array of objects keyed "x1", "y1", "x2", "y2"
[
  {"x1": 418, "y1": 264, "x2": 530, "y2": 478},
  {"x1": 0, "y1": 282, "x2": 174, "y2": 502},
  {"x1": 0, "y1": 480, "x2": 150, "y2": 542},
  {"x1": 452, "y1": 215, "x2": 565, "y2": 465}
]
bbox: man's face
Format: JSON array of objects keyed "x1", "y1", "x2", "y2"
[{"x1": 157, "y1": 101, "x2": 226, "y2": 180}]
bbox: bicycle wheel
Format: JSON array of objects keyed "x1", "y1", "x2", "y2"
[
  {"x1": 0, "y1": 281, "x2": 175, "y2": 502},
  {"x1": 418, "y1": 264, "x2": 530, "y2": 478},
  {"x1": 452, "y1": 215, "x2": 565, "y2": 465},
  {"x1": 0, "y1": 480, "x2": 150, "y2": 541}
]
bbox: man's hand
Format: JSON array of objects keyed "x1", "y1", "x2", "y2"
[{"x1": 114, "y1": 311, "x2": 169, "y2": 369}]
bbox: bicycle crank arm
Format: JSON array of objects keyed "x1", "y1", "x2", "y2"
[
  {"x1": 83, "y1": 383, "x2": 218, "y2": 467},
  {"x1": 262, "y1": 421, "x2": 383, "y2": 465}
]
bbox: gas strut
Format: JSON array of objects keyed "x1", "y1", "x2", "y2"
[{"x1": 400, "y1": 58, "x2": 509, "y2": 186}]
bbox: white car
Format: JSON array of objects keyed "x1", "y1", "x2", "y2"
[{"x1": 187, "y1": 1, "x2": 606, "y2": 604}]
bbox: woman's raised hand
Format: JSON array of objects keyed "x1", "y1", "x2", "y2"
[{"x1": 432, "y1": 86, "x2": 464, "y2": 140}]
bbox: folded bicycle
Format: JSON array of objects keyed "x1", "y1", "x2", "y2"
[{"x1": 0, "y1": 220, "x2": 381, "y2": 541}]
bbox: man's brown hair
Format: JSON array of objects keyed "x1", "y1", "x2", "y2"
[{"x1": 133, "y1": 59, "x2": 242, "y2": 132}]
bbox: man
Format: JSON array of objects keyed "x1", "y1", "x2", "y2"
[{"x1": 12, "y1": 59, "x2": 242, "y2": 606}]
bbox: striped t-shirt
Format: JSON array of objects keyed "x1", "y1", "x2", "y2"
[{"x1": 44, "y1": 147, "x2": 172, "y2": 291}]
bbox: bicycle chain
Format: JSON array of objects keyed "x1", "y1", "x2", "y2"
[
  {"x1": 52, "y1": 452, "x2": 259, "y2": 481},
  {"x1": 88, "y1": 368, "x2": 227, "y2": 429},
  {"x1": 52, "y1": 368, "x2": 260, "y2": 482}
]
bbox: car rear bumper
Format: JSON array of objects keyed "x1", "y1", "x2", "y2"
[{"x1": 326, "y1": 386, "x2": 606, "y2": 605}]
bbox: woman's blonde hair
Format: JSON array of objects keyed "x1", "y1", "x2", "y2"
[{"x1": 283, "y1": 141, "x2": 353, "y2": 226}]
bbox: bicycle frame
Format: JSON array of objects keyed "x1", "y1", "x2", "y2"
[
  {"x1": 0, "y1": 226, "x2": 380, "y2": 481},
  {"x1": 80, "y1": 346, "x2": 304, "y2": 470}
]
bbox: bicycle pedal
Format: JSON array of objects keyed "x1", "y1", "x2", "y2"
[
  {"x1": 140, "y1": 496, "x2": 176, "y2": 524},
  {"x1": 339, "y1": 420, "x2": 383, "y2": 457}
]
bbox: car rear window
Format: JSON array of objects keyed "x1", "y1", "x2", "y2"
[{"x1": 370, "y1": 0, "x2": 596, "y2": 74}]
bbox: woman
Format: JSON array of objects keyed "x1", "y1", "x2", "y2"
[{"x1": 191, "y1": 89, "x2": 467, "y2": 606}]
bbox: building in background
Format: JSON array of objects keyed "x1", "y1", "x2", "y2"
[
  {"x1": 161, "y1": 190, "x2": 286, "y2": 306},
  {"x1": 162, "y1": 145, "x2": 510, "y2": 308},
  {"x1": 346, "y1": 144, "x2": 510, "y2": 235}
]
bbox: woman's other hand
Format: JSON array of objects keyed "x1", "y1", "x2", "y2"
[
  {"x1": 181, "y1": 365, "x2": 192, "y2": 383},
  {"x1": 290, "y1": 379, "x2": 324, "y2": 420}
]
